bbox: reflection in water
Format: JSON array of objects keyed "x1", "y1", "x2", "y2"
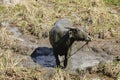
[{"x1": 31, "y1": 47, "x2": 56, "y2": 67}]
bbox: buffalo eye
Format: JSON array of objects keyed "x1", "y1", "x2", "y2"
[
  {"x1": 73, "y1": 29, "x2": 78, "y2": 35},
  {"x1": 68, "y1": 30, "x2": 73, "y2": 38}
]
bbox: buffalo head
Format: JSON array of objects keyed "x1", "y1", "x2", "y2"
[{"x1": 66, "y1": 27, "x2": 91, "y2": 42}]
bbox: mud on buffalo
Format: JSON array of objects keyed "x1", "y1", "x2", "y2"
[{"x1": 49, "y1": 18, "x2": 91, "y2": 68}]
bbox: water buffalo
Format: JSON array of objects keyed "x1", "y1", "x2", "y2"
[{"x1": 49, "y1": 19, "x2": 91, "y2": 68}]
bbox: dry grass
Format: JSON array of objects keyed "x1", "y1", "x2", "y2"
[
  {"x1": 0, "y1": 0, "x2": 120, "y2": 38},
  {"x1": 0, "y1": 27, "x2": 42, "y2": 80},
  {"x1": 0, "y1": 0, "x2": 120, "y2": 80},
  {"x1": 97, "y1": 60, "x2": 120, "y2": 79},
  {"x1": 0, "y1": 27, "x2": 15, "y2": 49},
  {"x1": 0, "y1": 52, "x2": 61, "y2": 79}
]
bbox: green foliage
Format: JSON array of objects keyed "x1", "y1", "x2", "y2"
[
  {"x1": 0, "y1": 5, "x2": 5, "y2": 11},
  {"x1": 104, "y1": 0, "x2": 120, "y2": 6},
  {"x1": 117, "y1": 72, "x2": 120, "y2": 80}
]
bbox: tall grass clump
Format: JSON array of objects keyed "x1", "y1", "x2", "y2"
[
  {"x1": 0, "y1": 26, "x2": 42, "y2": 80},
  {"x1": 0, "y1": 27, "x2": 16, "y2": 49}
]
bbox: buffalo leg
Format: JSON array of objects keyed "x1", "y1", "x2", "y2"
[
  {"x1": 53, "y1": 51, "x2": 60, "y2": 67},
  {"x1": 64, "y1": 48, "x2": 71, "y2": 68},
  {"x1": 55, "y1": 55, "x2": 60, "y2": 67},
  {"x1": 64, "y1": 54, "x2": 68, "y2": 68}
]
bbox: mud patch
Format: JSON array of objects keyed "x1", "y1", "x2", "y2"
[
  {"x1": 31, "y1": 47, "x2": 56, "y2": 67},
  {"x1": 5, "y1": 25, "x2": 120, "y2": 79}
]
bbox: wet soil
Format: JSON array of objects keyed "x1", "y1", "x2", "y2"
[{"x1": 6, "y1": 24, "x2": 120, "y2": 80}]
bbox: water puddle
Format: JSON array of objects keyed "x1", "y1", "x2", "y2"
[{"x1": 31, "y1": 47, "x2": 56, "y2": 67}]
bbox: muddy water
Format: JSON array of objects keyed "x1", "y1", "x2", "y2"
[
  {"x1": 7, "y1": 25, "x2": 56, "y2": 68},
  {"x1": 9, "y1": 27, "x2": 113, "y2": 69},
  {"x1": 64, "y1": 41, "x2": 113, "y2": 72},
  {"x1": 30, "y1": 41, "x2": 112, "y2": 70},
  {"x1": 7, "y1": 25, "x2": 116, "y2": 70},
  {"x1": 31, "y1": 47, "x2": 56, "y2": 67},
  {"x1": 6, "y1": 24, "x2": 120, "y2": 74}
]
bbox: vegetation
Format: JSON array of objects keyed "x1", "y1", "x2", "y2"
[
  {"x1": 104, "y1": 0, "x2": 120, "y2": 6},
  {"x1": 0, "y1": 0, "x2": 120, "y2": 80},
  {"x1": 0, "y1": 0, "x2": 120, "y2": 38}
]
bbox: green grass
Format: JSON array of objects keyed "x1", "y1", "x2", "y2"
[
  {"x1": 104, "y1": 0, "x2": 120, "y2": 6},
  {"x1": 117, "y1": 72, "x2": 120, "y2": 80}
]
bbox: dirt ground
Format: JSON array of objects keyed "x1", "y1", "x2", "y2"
[{"x1": 6, "y1": 25, "x2": 120, "y2": 80}]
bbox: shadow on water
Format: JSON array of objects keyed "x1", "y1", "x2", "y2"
[{"x1": 30, "y1": 47, "x2": 56, "y2": 68}]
